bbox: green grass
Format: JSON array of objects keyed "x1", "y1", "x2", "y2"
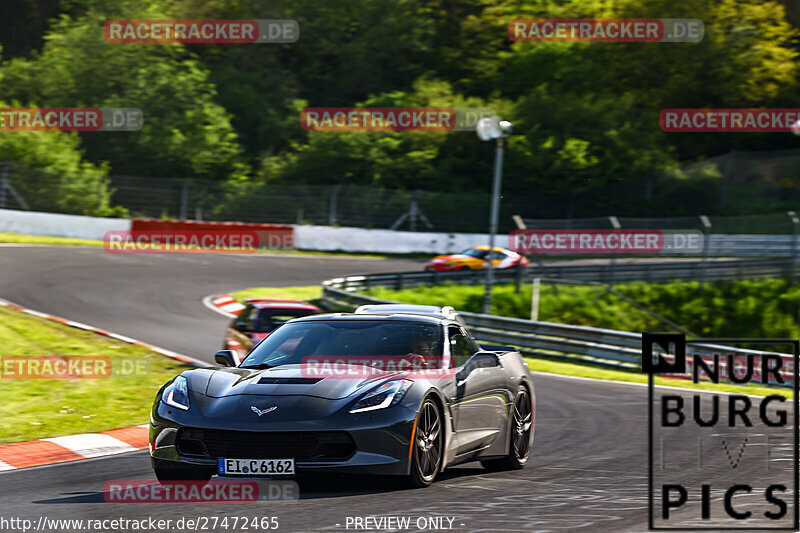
[
  {"x1": 0, "y1": 305, "x2": 190, "y2": 444},
  {"x1": 527, "y1": 355, "x2": 791, "y2": 398},
  {"x1": 365, "y1": 278, "x2": 800, "y2": 340},
  {"x1": 231, "y1": 286, "x2": 323, "y2": 305},
  {"x1": 0, "y1": 232, "x2": 103, "y2": 247}
]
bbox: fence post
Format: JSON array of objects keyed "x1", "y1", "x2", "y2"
[
  {"x1": 608, "y1": 216, "x2": 621, "y2": 285},
  {"x1": 789, "y1": 211, "x2": 799, "y2": 285},
  {"x1": 179, "y1": 179, "x2": 192, "y2": 221},
  {"x1": 328, "y1": 185, "x2": 341, "y2": 226},
  {"x1": 0, "y1": 162, "x2": 8, "y2": 209},
  {"x1": 718, "y1": 151, "x2": 735, "y2": 212}
]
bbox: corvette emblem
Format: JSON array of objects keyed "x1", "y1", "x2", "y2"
[{"x1": 251, "y1": 406, "x2": 277, "y2": 416}]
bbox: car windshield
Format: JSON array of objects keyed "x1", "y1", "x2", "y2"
[
  {"x1": 459, "y1": 248, "x2": 488, "y2": 258},
  {"x1": 240, "y1": 320, "x2": 443, "y2": 368},
  {"x1": 254, "y1": 308, "x2": 318, "y2": 333}
]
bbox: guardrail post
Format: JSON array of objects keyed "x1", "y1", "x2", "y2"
[
  {"x1": 432, "y1": 270, "x2": 439, "y2": 286},
  {"x1": 514, "y1": 261, "x2": 523, "y2": 293},
  {"x1": 396, "y1": 273, "x2": 404, "y2": 291},
  {"x1": 789, "y1": 211, "x2": 799, "y2": 285},
  {"x1": 530, "y1": 277, "x2": 541, "y2": 321}
]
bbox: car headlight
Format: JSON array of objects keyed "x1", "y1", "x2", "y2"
[
  {"x1": 349, "y1": 379, "x2": 413, "y2": 414},
  {"x1": 161, "y1": 376, "x2": 190, "y2": 411}
]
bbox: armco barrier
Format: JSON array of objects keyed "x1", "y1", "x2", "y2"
[
  {"x1": 320, "y1": 272, "x2": 795, "y2": 383},
  {"x1": 131, "y1": 219, "x2": 294, "y2": 248},
  {"x1": 0, "y1": 208, "x2": 130, "y2": 240},
  {"x1": 323, "y1": 257, "x2": 799, "y2": 292}
]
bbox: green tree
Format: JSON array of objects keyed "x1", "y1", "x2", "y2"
[{"x1": 0, "y1": 2, "x2": 248, "y2": 180}]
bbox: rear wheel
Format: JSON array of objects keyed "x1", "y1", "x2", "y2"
[
  {"x1": 481, "y1": 385, "x2": 533, "y2": 471},
  {"x1": 152, "y1": 458, "x2": 214, "y2": 484},
  {"x1": 406, "y1": 398, "x2": 443, "y2": 488}
]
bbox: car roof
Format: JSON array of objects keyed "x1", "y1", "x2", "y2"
[
  {"x1": 470, "y1": 245, "x2": 512, "y2": 253},
  {"x1": 249, "y1": 301, "x2": 321, "y2": 310},
  {"x1": 246, "y1": 298, "x2": 311, "y2": 304},
  {"x1": 289, "y1": 313, "x2": 448, "y2": 325},
  {"x1": 353, "y1": 303, "x2": 462, "y2": 321}
]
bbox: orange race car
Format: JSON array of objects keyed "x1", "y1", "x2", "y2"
[{"x1": 424, "y1": 245, "x2": 529, "y2": 272}]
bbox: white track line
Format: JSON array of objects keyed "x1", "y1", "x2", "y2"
[{"x1": 532, "y1": 370, "x2": 784, "y2": 398}]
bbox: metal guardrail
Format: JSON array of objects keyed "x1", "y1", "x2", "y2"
[
  {"x1": 324, "y1": 257, "x2": 799, "y2": 292},
  {"x1": 320, "y1": 264, "x2": 795, "y2": 381}
]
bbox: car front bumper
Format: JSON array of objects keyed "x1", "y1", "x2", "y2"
[{"x1": 150, "y1": 397, "x2": 418, "y2": 477}]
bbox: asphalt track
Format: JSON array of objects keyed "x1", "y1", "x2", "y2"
[{"x1": 0, "y1": 247, "x2": 792, "y2": 532}]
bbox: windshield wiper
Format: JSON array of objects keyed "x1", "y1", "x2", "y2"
[{"x1": 240, "y1": 363, "x2": 274, "y2": 369}]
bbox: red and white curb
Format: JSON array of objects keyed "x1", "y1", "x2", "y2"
[
  {"x1": 203, "y1": 293, "x2": 245, "y2": 318},
  {"x1": 0, "y1": 425, "x2": 150, "y2": 471},
  {"x1": 0, "y1": 297, "x2": 210, "y2": 471}
]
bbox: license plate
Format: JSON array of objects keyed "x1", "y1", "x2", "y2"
[{"x1": 218, "y1": 458, "x2": 295, "y2": 476}]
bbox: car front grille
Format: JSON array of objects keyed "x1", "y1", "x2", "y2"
[{"x1": 177, "y1": 428, "x2": 355, "y2": 461}]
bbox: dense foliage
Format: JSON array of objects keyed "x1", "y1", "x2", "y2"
[{"x1": 1, "y1": 0, "x2": 799, "y2": 215}]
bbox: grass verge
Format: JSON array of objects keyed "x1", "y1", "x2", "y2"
[
  {"x1": 0, "y1": 231, "x2": 427, "y2": 259},
  {"x1": 0, "y1": 232, "x2": 102, "y2": 247},
  {"x1": 527, "y1": 354, "x2": 791, "y2": 398},
  {"x1": 0, "y1": 305, "x2": 190, "y2": 444},
  {"x1": 231, "y1": 286, "x2": 323, "y2": 305}
]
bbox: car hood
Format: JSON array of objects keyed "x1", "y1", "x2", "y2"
[{"x1": 201, "y1": 364, "x2": 398, "y2": 400}]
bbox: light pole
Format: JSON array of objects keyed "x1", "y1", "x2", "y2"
[{"x1": 476, "y1": 116, "x2": 513, "y2": 314}]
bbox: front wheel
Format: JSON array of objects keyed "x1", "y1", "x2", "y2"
[
  {"x1": 406, "y1": 398, "x2": 443, "y2": 488},
  {"x1": 481, "y1": 385, "x2": 533, "y2": 471},
  {"x1": 152, "y1": 458, "x2": 214, "y2": 484}
]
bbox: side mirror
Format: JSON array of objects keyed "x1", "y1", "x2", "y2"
[
  {"x1": 456, "y1": 352, "x2": 500, "y2": 383},
  {"x1": 471, "y1": 351, "x2": 500, "y2": 368},
  {"x1": 215, "y1": 350, "x2": 238, "y2": 367}
]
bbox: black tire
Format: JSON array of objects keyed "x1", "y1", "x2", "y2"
[
  {"x1": 152, "y1": 458, "x2": 214, "y2": 484},
  {"x1": 481, "y1": 385, "x2": 534, "y2": 472},
  {"x1": 406, "y1": 398, "x2": 443, "y2": 488}
]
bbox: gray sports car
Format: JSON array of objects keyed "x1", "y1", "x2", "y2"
[{"x1": 149, "y1": 304, "x2": 535, "y2": 488}]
